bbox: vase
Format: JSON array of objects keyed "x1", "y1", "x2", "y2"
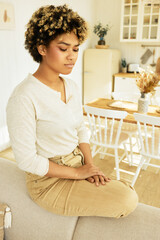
[
  {"x1": 122, "y1": 67, "x2": 127, "y2": 73},
  {"x1": 98, "y1": 37, "x2": 105, "y2": 45},
  {"x1": 138, "y1": 92, "x2": 149, "y2": 114}
]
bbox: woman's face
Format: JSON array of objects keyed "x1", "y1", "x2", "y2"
[{"x1": 40, "y1": 32, "x2": 79, "y2": 75}]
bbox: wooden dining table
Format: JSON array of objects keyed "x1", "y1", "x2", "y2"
[{"x1": 84, "y1": 98, "x2": 160, "y2": 124}]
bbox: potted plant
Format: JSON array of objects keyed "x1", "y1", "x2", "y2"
[
  {"x1": 93, "y1": 22, "x2": 111, "y2": 46},
  {"x1": 121, "y1": 58, "x2": 127, "y2": 73}
]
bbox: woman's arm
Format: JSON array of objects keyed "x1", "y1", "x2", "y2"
[
  {"x1": 7, "y1": 95, "x2": 105, "y2": 180},
  {"x1": 79, "y1": 142, "x2": 111, "y2": 186},
  {"x1": 79, "y1": 142, "x2": 93, "y2": 165},
  {"x1": 45, "y1": 143, "x2": 110, "y2": 183},
  {"x1": 6, "y1": 95, "x2": 49, "y2": 176},
  {"x1": 74, "y1": 88, "x2": 110, "y2": 185},
  {"x1": 45, "y1": 159, "x2": 106, "y2": 180}
]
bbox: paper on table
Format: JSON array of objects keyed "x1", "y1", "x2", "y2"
[{"x1": 109, "y1": 101, "x2": 137, "y2": 111}]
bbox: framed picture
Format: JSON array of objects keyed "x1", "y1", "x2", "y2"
[{"x1": 0, "y1": 2, "x2": 15, "y2": 30}]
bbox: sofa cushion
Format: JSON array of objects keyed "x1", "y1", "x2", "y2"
[
  {"x1": 1, "y1": 157, "x2": 160, "y2": 240},
  {"x1": 0, "y1": 158, "x2": 78, "y2": 240},
  {"x1": 73, "y1": 202, "x2": 160, "y2": 240}
]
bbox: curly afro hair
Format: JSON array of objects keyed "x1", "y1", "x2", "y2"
[{"x1": 24, "y1": 4, "x2": 88, "y2": 63}]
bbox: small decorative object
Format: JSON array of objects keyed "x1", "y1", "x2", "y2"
[
  {"x1": 0, "y1": 2, "x2": 15, "y2": 30},
  {"x1": 93, "y1": 22, "x2": 111, "y2": 47},
  {"x1": 121, "y1": 58, "x2": 127, "y2": 73},
  {"x1": 136, "y1": 68, "x2": 160, "y2": 114},
  {"x1": 0, "y1": 203, "x2": 12, "y2": 240}
]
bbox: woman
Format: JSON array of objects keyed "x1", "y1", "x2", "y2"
[{"x1": 6, "y1": 4, "x2": 138, "y2": 218}]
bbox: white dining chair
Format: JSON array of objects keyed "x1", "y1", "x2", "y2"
[
  {"x1": 84, "y1": 105, "x2": 131, "y2": 180},
  {"x1": 111, "y1": 92, "x2": 140, "y2": 165},
  {"x1": 131, "y1": 113, "x2": 160, "y2": 187}
]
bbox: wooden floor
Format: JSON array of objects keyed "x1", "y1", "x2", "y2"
[{"x1": 0, "y1": 147, "x2": 160, "y2": 208}]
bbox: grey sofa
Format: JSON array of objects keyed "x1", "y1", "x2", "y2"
[{"x1": 0, "y1": 158, "x2": 160, "y2": 240}]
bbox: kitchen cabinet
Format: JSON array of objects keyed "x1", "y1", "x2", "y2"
[
  {"x1": 120, "y1": 0, "x2": 160, "y2": 42},
  {"x1": 83, "y1": 49, "x2": 121, "y2": 104},
  {"x1": 113, "y1": 73, "x2": 140, "y2": 102},
  {"x1": 113, "y1": 73, "x2": 160, "y2": 105},
  {"x1": 141, "y1": 1, "x2": 160, "y2": 41},
  {"x1": 114, "y1": 76, "x2": 138, "y2": 93},
  {"x1": 114, "y1": 73, "x2": 139, "y2": 93}
]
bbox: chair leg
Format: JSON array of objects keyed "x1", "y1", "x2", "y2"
[
  {"x1": 135, "y1": 134, "x2": 140, "y2": 152},
  {"x1": 100, "y1": 147, "x2": 106, "y2": 159},
  {"x1": 142, "y1": 157, "x2": 151, "y2": 170},
  {"x1": 92, "y1": 145, "x2": 103, "y2": 158},
  {"x1": 128, "y1": 136, "x2": 133, "y2": 166},
  {"x1": 123, "y1": 143, "x2": 130, "y2": 165},
  {"x1": 131, "y1": 156, "x2": 145, "y2": 187},
  {"x1": 91, "y1": 145, "x2": 97, "y2": 157},
  {"x1": 114, "y1": 149, "x2": 120, "y2": 180}
]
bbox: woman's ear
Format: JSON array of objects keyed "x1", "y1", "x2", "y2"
[{"x1": 37, "y1": 45, "x2": 46, "y2": 56}]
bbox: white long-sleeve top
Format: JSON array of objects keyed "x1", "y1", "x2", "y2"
[{"x1": 6, "y1": 73, "x2": 89, "y2": 176}]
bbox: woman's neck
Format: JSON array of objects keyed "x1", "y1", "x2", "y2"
[
  {"x1": 33, "y1": 64, "x2": 61, "y2": 87},
  {"x1": 33, "y1": 64, "x2": 66, "y2": 103}
]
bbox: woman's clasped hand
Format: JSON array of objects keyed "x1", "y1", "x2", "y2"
[{"x1": 75, "y1": 163, "x2": 111, "y2": 186}]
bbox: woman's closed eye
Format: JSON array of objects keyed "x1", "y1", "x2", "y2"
[
  {"x1": 59, "y1": 48, "x2": 67, "y2": 52},
  {"x1": 73, "y1": 48, "x2": 79, "y2": 52},
  {"x1": 59, "y1": 48, "x2": 79, "y2": 52}
]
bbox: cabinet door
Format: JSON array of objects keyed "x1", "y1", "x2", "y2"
[
  {"x1": 114, "y1": 77, "x2": 139, "y2": 92},
  {"x1": 120, "y1": 0, "x2": 160, "y2": 42},
  {"x1": 120, "y1": 0, "x2": 140, "y2": 42},
  {"x1": 140, "y1": 1, "x2": 160, "y2": 42}
]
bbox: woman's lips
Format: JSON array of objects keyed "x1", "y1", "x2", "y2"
[{"x1": 64, "y1": 64, "x2": 74, "y2": 68}]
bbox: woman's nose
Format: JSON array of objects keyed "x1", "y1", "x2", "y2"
[{"x1": 67, "y1": 50, "x2": 77, "y2": 60}]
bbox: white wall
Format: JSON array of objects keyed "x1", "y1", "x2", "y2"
[{"x1": 93, "y1": 0, "x2": 160, "y2": 68}]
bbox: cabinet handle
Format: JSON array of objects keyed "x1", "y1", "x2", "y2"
[{"x1": 84, "y1": 71, "x2": 91, "y2": 74}]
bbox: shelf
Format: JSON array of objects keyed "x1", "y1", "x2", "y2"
[
  {"x1": 114, "y1": 73, "x2": 139, "y2": 78},
  {"x1": 141, "y1": 44, "x2": 160, "y2": 47},
  {"x1": 143, "y1": 24, "x2": 158, "y2": 27},
  {"x1": 123, "y1": 25, "x2": 137, "y2": 27}
]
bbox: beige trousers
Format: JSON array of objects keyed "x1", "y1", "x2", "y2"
[{"x1": 25, "y1": 147, "x2": 138, "y2": 218}]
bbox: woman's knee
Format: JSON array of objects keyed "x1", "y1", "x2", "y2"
[{"x1": 118, "y1": 181, "x2": 138, "y2": 217}]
